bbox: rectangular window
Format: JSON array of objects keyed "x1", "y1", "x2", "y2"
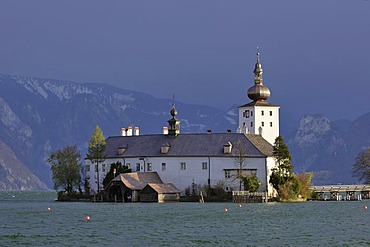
[
  {"x1": 251, "y1": 111, "x2": 253, "y2": 116},
  {"x1": 161, "y1": 163, "x2": 166, "y2": 171},
  {"x1": 136, "y1": 163, "x2": 140, "y2": 172},
  {"x1": 147, "y1": 163, "x2": 152, "y2": 171},
  {"x1": 270, "y1": 111, "x2": 272, "y2": 116},
  {"x1": 251, "y1": 122, "x2": 253, "y2": 127},
  {"x1": 246, "y1": 169, "x2": 257, "y2": 176},
  {"x1": 261, "y1": 110, "x2": 264, "y2": 116},
  {"x1": 244, "y1": 110, "x2": 250, "y2": 118},
  {"x1": 225, "y1": 170, "x2": 231, "y2": 179},
  {"x1": 270, "y1": 122, "x2": 273, "y2": 127},
  {"x1": 202, "y1": 162, "x2": 208, "y2": 170},
  {"x1": 180, "y1": 162, "x2": 186, "y2": 170},
  {"x1": 86, "y1": 165, "x2": 90, "y2": 172},
  {"x1": 262, "y1": 122, "x2": 264, "y2": 127}
]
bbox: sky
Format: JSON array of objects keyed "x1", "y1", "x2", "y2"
[{"x1": 1, "y1": 0, "x2": 369, "y2": 122}]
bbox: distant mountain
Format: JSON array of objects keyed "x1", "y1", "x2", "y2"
[
  {"x1": 0, "y1": 73, "x2": 368, "y2": 190},
  {"x1": 0, "y1": 74, "x2": 235, "y2": 189},
  {"x1": 287, "y1": 113, "x2": 370, "y2": 185}
]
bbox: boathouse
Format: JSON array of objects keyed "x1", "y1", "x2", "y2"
[
  {"x1": 140, "y1": 183, "x2": 181, "y2": 202},
  {"x1": 106, "y1": 172, "x2": 175, "y2": 202}
]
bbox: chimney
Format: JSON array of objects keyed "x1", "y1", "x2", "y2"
[
  {"x1": 207, "y1": 130, "x2": 212, "y2": 134},
  {"x1": 227, "y1": 129, "x2": 231, "y2": 133},
  {"x1": 236, "y1": 127, "x2": 241, "y2": 133},
  {"x1": 163, "y1": 126, "x2": 168, "y2": 135},
  {"x1": 121, "y1": 128, "x2": 126, "y2": 136},
  {"x1": 127, "y1": 126, "x2": 133, "y2": 136},
  {"x1": 134, "y1": 127, "x2": 140, "y2": 136}
]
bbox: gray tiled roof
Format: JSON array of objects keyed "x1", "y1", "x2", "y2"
[
  {"x1": 104, "y1": 133, "x2": 273, "y2": 158},
  {"x1": 239, "y1": 101, "x2": 280, "y2": 108}
]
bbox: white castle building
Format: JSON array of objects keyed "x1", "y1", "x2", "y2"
[{"x1": 85, "y1": 52, "x2": 280, "y2": 197}]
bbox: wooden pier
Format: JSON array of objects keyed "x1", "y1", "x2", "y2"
[
  {"x1": 232, "y1": 191, "x2": 269, "y2": 203},
  {"x1": 310, "y1": 184, "x2": 370, "y2": 201}
]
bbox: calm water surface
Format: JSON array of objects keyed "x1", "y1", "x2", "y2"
[{"x1": 0, "y1": 191, "x2": 369, "y2": 246}]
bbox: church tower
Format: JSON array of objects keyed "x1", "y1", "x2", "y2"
[
  {"x1": 237, "y1": 51, "x2": 280, "y2": 145},
  {"x1": 167, "y1": 96, "x2": 180, "y2": 136}
]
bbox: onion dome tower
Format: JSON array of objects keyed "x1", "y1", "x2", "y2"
[
  {"x1": 247, "y1": 51, "x2": 271, "y2": 101},
  {"x1": 237, "y1": 50, "x2": 280, "y2": 145},
  {"x1": 167, "y1": 95, "x2": 180, "y2": 136}
]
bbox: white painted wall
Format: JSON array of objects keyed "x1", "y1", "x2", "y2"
[
  {"x1": 238, "y1": 105, "x2": 280, "y2": 145},
  {"x1": 85, "y1": 155, "x2": 277, "y2": 195}
]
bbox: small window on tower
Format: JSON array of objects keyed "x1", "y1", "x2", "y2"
[
  {"x1": 270, "y1": 111, "x2": 273, "y2": 116},
  {"x1": 246, "y1": 110, "x2": 249, "y2": 118},
  {"x1": 261, "y1": 110, "x2": 264, "y2": 116},
  {"x1": 262, "y1": 122, "x2": 264, "y2": 127},
  {"x1": 251, "y1": 122, "x2": 253, "y2": 127},
  {"x1": 251, "y1": 111, "x2": 253, "y2": 116},
  {"x1": 270, "y1": 122, "x2": 273, "y2": 127}
]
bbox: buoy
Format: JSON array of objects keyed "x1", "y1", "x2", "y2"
[
  {"x1": 364, "y1": 206, "x2": 368, "y2": 210},
  {"x1": 47, "y1": 207, "x2": 51, "y2": 211},
  {"x1": 85, "y1": 215, "x2": 90, "y2": 221},
  {"x1": 238, "y1": 204, "x2": 242, "y2": 208},
  {"x1": 224, "y1": 208, "x2": 228, "y2": 213}
]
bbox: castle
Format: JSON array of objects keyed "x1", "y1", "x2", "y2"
[{"x1": 85, "y1": 52, "x2": 279, "y2": 198}]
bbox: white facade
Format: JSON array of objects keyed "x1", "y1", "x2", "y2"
[
  {"x1": 238, "y1": 104, "x2": 280, "y2": 145},
  {"x1": 85, "y1": 154, "x2": 276, "y2": 196}
]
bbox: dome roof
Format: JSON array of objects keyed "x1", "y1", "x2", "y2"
[
  {"x1": 247, "y1": 84, "x2": 271, "y2": 101},
  {"x1": 170, "y1": 107, "x2": 177, "y2": 117}
]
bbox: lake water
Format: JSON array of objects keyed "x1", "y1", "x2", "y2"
[{"x1": 0, "y1": 191, "x2": 369, "y2": 246}]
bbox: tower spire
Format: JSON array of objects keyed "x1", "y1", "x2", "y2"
[
  {"x1": 247, "y1": 49, "x2": 271, "y2": 101},
  {"x1": 168, "y1": 94, "x2": 180, "y2": 136}
]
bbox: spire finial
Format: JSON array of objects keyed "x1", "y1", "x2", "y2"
[
  {"x1": 256, "y1": 46, "x2": 260, "y2": 62},
  {"x1": 172, "y1": 94, "x2": 175, "y2": 107}
]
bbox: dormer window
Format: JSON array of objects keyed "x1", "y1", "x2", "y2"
[
  {"x1": 161, "y1": 142, "x2": 171, "y2": 154},
  {"x1": 223, "y1": 142, "x2": 233, "y2": 154},
  {"x1": 118, "y1": 145, "x2": 128, "y2": 155}
]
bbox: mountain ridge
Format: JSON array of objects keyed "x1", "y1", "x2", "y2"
[{"x1": 0, "y1": 73, "x2": 368, "y2": 189}]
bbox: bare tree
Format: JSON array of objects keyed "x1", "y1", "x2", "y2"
[
  {"x1": 352, "y1": 148, "x2": 370, "y2": 184},
  {"x1": 233, "y1": 140, "x2": 248, "y2": 191}
]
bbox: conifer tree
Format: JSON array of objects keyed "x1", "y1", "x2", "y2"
[{"x1": 270, "y1": 136, "x2": 298, "y2": 199}]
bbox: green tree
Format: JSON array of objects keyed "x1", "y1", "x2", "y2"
[
  {"x1": 296, "y1": 172, "x2": 313, "y2": 199},
  {"x1": 269, "y1": 136, "x2": 297, "y2": 199},
  {"x1": 86, "y1": 125, "x2": 106, "y2": 193},
  {"x1": 102, "y1": 161, "x2": 131, "y2": 188},
  {"x1": 48, "y1": 145, "x2": 82, "y2": 195},
  {"x1": 352, "y1": 148, "x2": 370, "y2": 184},
  {"x1": 242, "y1": 175, "x2": 260, "y2": 192}
]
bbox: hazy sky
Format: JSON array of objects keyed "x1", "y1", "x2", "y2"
[{"x1": 1, "y1": 1, "x2": 369, "y2": 121}]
